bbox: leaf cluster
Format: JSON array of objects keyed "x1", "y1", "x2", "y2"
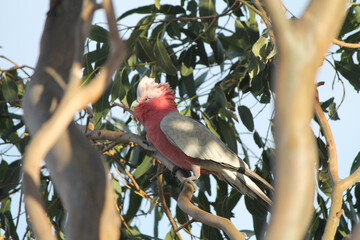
[{"x1": 1, "y1": 0, "x2": 360, "y2": 239}]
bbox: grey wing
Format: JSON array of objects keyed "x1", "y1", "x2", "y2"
[{"x1": 160, "y1": 112, "x2": 241, "y2": 169}]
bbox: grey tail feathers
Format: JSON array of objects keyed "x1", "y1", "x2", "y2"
[
  {"x1": 244, "y1": 168, "x2": 274, "y2": 193},
  {"x1": 221, "y1": 169, "x2": 273, "y2": 211}
]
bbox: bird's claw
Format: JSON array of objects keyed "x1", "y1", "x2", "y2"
[{"x1": 180, "y1": 175, "x2": 199, "y2": 193}]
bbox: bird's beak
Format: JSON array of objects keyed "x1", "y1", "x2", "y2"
[{"x1": 130, "y1": 100, "x2": 139, "y2": 110}]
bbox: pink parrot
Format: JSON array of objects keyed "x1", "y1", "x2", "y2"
[{"x1": 131, "y1": 76, "x2": 273, "y2": 209}]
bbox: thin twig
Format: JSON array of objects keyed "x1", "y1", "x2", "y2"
[
  {"x1": 175, "y1": 219, "x2": 196, "y2": 233},
  {"x1": 315, "y1": 88, "x2": 342, "y2": 240},
  {"x1": 253, "y1": 0, "x2": 276, "y2": 45},
  {"x1": 15, "y1": 189, "x2": 23, "y2": 230},
  {"x1": 111, "y1": 102, "x2": 133, "y2": 115},
  {"x1": 0, "y1": 56, "x2": 33, "y2": 78},
  {"x1": 332, "y1": 39, "x2": 360, "y2": 49},
  {"x1": 157, "y1": 165, "x2": 183, "y2": 240},
  {"x1": 22, "y1": 0, "x2": 127, "y2": 238}
]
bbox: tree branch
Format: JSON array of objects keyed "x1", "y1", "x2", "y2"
[
  {"x1": 87, "y1": 129, "x2": 245, "y2": 240},
  {"x1": 314, "y1": 89, "x2": 342, "y2": 240},
  {"x1": 332, "y1": 39, "x2": 360, "y2": 49},
  {"x1": 314, "y1": 90, "x2": 339, "y2": 184},
  {"x1": 262, "y1": 0, "x2": 347, "y2": 239},
  {"x1": 340, "y1": 166, "x2": 360, "y2": 191},
  {"x1": 22, "y1": 0, "x2": 125, "y2": 239},
  {"x1": 157, "y1": 165, "x2": 183, "y2": 240},
  {"x1": 315, "y1": 86, "x2": 360, "y2": 239}
]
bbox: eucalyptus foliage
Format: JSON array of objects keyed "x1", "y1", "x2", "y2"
[{"x1": 1, "y1": 1, "x2": 360, "y2": 239}]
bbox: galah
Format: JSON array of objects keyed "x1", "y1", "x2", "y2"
[{"x1": 131, "y1": 76, "x2": 273, "y2": 209}]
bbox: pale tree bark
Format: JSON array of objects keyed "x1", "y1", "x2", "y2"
[
  {"x1": 262, "y1": 0, "x2": 348, "y2": 240},
  {"x1": 22, "y1": 0, "x2": 126, "y2": 239}
]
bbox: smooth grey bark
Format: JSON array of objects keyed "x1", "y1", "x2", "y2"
[{"x1": 22, "y1": 0, "x2": 120, "y2": 239}]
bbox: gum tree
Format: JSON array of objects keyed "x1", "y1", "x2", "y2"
[{"x1": 1, "y1": 0, "x2": 360, "y2": 239}]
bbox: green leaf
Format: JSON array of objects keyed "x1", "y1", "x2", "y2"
[
  {"x1": 244, "y1": 196, "x2": 267, "y2": 239},
  {"x1": 0, "y1": 160, "x2": 9, "y2": 181},
  {"x1": 317, "y1": 137, "x2": 328, "y2": 168},
  {"x1": 339, "y1": 5, "x2": 360, "y2": 37},
  {"x1": 201, "y1": 224, "x2": 223, "y2": 240},
  {"x1": 355, "y1": 183, "x2": 360, "y2": 209},
  {"x1": 125, "y1": 191, "x2": 143, "y2": 223},
  {"x1": 218, "y1": 34, "x2": 245, "y2": 56},
  {"x1": 137, "y1": 38, "x2": 156, "y2": 62},
  {"x1": 2, "y1": 75, "x2": 18, "y2": 101},
  {"x1": 179, "y1": 74, "x2": 197, "y2": 100},
  {"x1": 335, "y1": 61, "x2": 360, "y2": 92},
  {"x1": 319, "y1": 171, "x2": 332, "y2": 198},
  {"x1": 248, "y1": 52, "x2": 266, "y2": 80},
  {"x1": 252, "y1": 36, "x2": 269, "y2": 60},
  {"x1": 238, "y1": 105, "x2": 254, "y2": 132},
  {"x1": 350, "y1": 152, "x2": 360, "y2": 175},
  {"x1": 267, "y1": 45, "x2": 277, "y2": 60},
  {"x1": 154, "y1": 38, "x2": 177, "y2": 75},
  {"x1": 154, "y1": 0, "x2": 160, "y2": 9},
  {"x1": 201, "y1": 112, "x2": 220, "y2": 138},
  {"x1": 214, "y1": 85, "x2": 226, "y2": 108},
  {"x1": 320, "y1": 97, "x2": 334, "y2": 112},
  {"x1": 218, "y1": 119, "x2": 237, "y2": 153},
  {"x1": 111, "y1": 69, "x2": 129, "y2": 102},
  {"x1": 197, "y1": 191, "x2": 210, "y2": 212},
  {"x1": 126, "y1": 29, "x2": 143, "y2": 51},
  {"x1": 164, "y1": 229, "x2": 179, "y2": 240},
  {"x1": 199, "y1": 0, "x2": 215, "y2": 17},
  {"x1": 235, "y1": 19, "x2": 251, "y2": 51},
  {"x1": 166, "y1": 21, "x2": 180, "y2": 39},
  {"x1": 118, "y1": 4, "x2": 185, "y2": 20},
  {"x1": 88, "y1": 25, "x2": 108, "y2": 43},
  {"x1": 226, "y1": 189, "x2": 242, "y2": 211},
  {"x1": 328, "y1": 102, "x2": 340, "y2": 120},
  {"x1": 194, "y1": 71, "x2": 208, "y2": 87},
  {"x1": 210, "y1": 39, "x2": 225, "y2": 65},
  {"x1": 0, "y1": 159, "x2": 21, "y2": 196},
  {"x1": 133, "y1": 155, "x2": 153, "y2": 179},
  {"x1": 199, "y1": 0, "x2": 217, "y2": 42},
  {"x1": 253, "y1": 130, "x2": 264, "y2": 148},
  {"x1": 112, "y1": 177, "x2": 122, "y2": 194},
  {"x1": 0, "y1": 197, "x2": 11, "y2": 213},
  {"x1": 180, "y1": 62, "x2": 193, "y2": 77},
  {"x1": 183, "y1": 45, "x2": 196, "y2": 68},
  {"x1": 93, "y1": 86, "x2": 111, "y2": 129},
  {"x1": 246, "y1": 8, "x2": 260, "y2": 44}
]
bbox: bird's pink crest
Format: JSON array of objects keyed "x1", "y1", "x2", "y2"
[{"x1": 136, "y1": 76, "x2": 173, "y2": 102}]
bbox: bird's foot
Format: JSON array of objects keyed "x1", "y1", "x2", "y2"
[{"x1": 180, "y1": 175, "x2": 199, "y2": 193}]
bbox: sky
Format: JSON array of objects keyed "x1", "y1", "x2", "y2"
[{"x1": 1, "y1": 0, "x2": 360, "y2": 239}]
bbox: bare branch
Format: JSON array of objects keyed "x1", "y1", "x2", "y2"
[
  {"x1": 332, "y1": 39, "x2": 360, "y2": 49},
  {"x1": 314, "y1": 90, "x2": 339, "y2": 184},
  {"x1": 157, "y1": 165, "x2": 183, "y2": 240},
  {"x1": 340, "y1": 166, "x2": 360, "y2": 191},
  {"x1": 22, "y1": 0, "x2": 126, "y2": 239},
  {"x1": 87, "y1": 129, "x2": 245, "y2": 239},
  {"x1": 262, "y1": 0, "x2": 347, "y2": 239},
  {"x1": 315, "y1": 89, "x2": 342, "y2": 240},
  {"x1": 177, "y1": 183, "x2": 245, "y2": 240}
]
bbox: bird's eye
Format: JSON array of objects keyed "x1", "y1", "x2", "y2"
[{"x1": 144, "y1": 97, "x2": 149, "y2": 101}]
